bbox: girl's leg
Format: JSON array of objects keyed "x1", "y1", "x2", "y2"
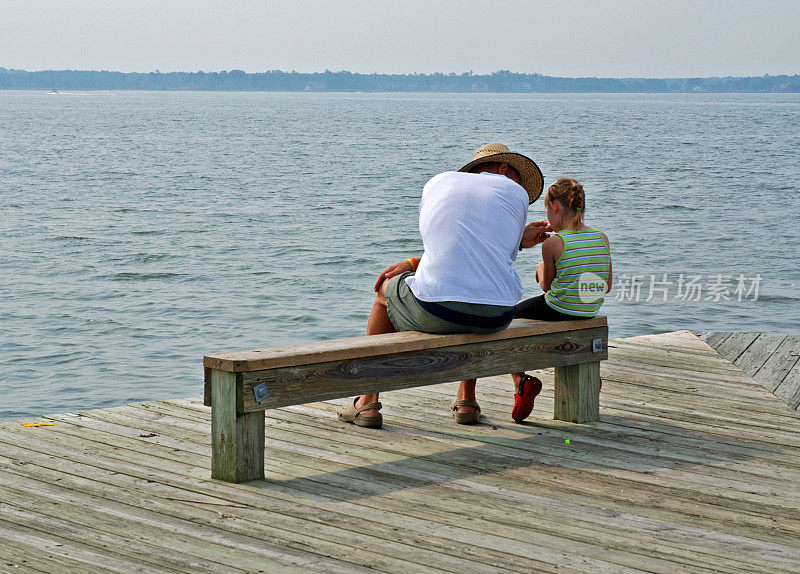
[
  {"x1": 515, "y1": 293, "x2": 561, "y2": 320},
  {"x1": 510, "y1": 295, "x2": 565, "y2": 417}
]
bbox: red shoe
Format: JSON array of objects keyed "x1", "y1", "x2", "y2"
[{"x1": 512, "y1": 374, "x2": 542, "y2": 423}]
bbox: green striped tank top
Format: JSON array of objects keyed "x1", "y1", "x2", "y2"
[{"x1": 545, "y1": 227, "x2": 611, "y2": 317}]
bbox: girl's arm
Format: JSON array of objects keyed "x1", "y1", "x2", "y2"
[
  {"x1": 538, "y1": 235, "x2": 562, "y2": 292},
  {"x1": 602, "y1": 232, "x2": 613, "y2": 293}
]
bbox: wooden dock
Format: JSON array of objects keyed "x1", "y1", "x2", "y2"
[
  {"x1": 1, "y1": 330, "x2": 799, "y2": 573},
  {"x1": 699, "y1": 332, "x2": 800, "y2": 412}
]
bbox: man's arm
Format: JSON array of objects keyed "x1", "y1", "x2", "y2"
[
  {"x1": 520, "y1": 220, "x2": 553, "y2": 249},
  {"x1": 373, "y1": 257, "x2": 420, "y2": 292}
]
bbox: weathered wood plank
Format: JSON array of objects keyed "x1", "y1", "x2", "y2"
[
  {"x1": 773, "y1": 361, "x2": 800, "y2": 410},
  {"x1": 266, "y1": 402, "x2": 800, "y2": 510},
  {"x1": 80, "y1": 392, "x2": 800, "y2": 527},
  {"x1": 66, "y1": 394, "x2": 800, "y2": 516},
  {"x1": 37, "y1": 388, "x2": 800, "y2": 544},
  {"x1": 0, "y1": 517, "x2": 168, "y2": 573},
  {"x1": 203, "y1": 366, "x2": 212, "y2": 407},
  {"x1": 0, "y1": 465, "x2": 437, "y2": 574},
  {"x1": 686, "y1": 331, "x2": 800, "y2": 411},
  {"x1": 604, "y1": 345, "x2": 756, "y2": 377},
  {"x1": 3, "y1": 424, "x2": 792, "y2": 574},
  {"x1": 713, "y1": 332, "x2": 760, "y2": 363},
  {"x1": 754, "y1": 336, "x2": 800, "y2": 392},
  {"x1": 255, "y1": 438, "x2": 800, "y2": 569},
  {"x1": 204, "y1": 316, "x2": 607, "y2": 372},
  {"x1": 554, "y1": 361, "x2": 600, "y2": 423},
  {"x1": 4, "y1": 414, "x2": 792, "y2": 574},
  {"x1": 0, "y1": 536, "x2": 115, "y2": 574},
  {"x1": 0, "y1": 497, "x2": 245, "y2": 574},
  {"x1": 175, "y1": 379, "x2": 800, "y2": 482},
  {"x1": 0, "y1": 434, "x2": 606, "y2": 573},
  {"x1": 595, "y1": 373, "x2": 800, "y2": 428},
  {"x1": 701, "y1": 331, "x2": 733, "y2": 348},
  {"x1": 240, "y1": 326, "x2": 608, "y2": 412},
  {"x1": 113, "y1": 398, "x2": 800, "y2": 496},
  {"x1": 247, "y1": 425, "x2": 800, "y2": 552},
  {"x1": 5, "y1": 330, "x2": 800, "y2": 573},
  {"x1": 314, "y1": 390, "x2": 800, "y2": 490},
  {"x1": 734, "y1": 334, "x2": 787, "y2": 375},
  {"x1": 210, "y1": 369, "x2": 264, "y2": 482},
  {"x1": 624, "y1": 332, "x2": 721, "y2": 354},
  {"x1": 364, "y1": 385, "x2": 800, "y2": 476}
]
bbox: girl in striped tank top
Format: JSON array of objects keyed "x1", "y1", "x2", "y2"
[{"x1": 511, "y1": 177, "x2": 613, "y2": 422}]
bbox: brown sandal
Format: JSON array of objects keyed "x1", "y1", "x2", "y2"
[
  {"x1": 338, "y1": 397, "x2": 383, "y2": 428},
  {"x1": 452, "y1": 399, "x2": 481, "y2": 425}
]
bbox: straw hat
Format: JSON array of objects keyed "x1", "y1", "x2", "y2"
[{"x1": 459, "y1": 143, "x2": 544, "y2": 203}]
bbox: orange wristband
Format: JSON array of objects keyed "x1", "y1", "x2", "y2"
[{"x1": 406, "y1": 257, "x2": 420, "y2": 271}]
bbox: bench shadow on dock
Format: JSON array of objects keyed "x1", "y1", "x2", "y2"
[{"x1": 256, "y1": 406, "x2": 784, "y2": 502}]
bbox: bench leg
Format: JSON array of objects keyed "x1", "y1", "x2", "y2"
[
  {"x1": 210, "y1": 369, "x2": 265, "y2": 483},
  {"x1": 553, "y1": 361, "x2": 600, "y2": 423}
]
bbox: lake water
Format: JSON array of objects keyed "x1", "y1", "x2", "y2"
[{"x1": 1, "y1": 91, "x2": 799, "y2": 420}]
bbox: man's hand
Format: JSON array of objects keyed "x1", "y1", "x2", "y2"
[
  {"x1": 374, "y1": 259, "x2": 414, "y2": 292},
  {"x1": 520, "y1": 220, "x2": 553, "y2": 249}
]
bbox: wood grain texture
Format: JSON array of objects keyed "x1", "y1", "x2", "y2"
[
  {"x1": 714, "y1": 332, "x2": 759, "y2": 363},
  {"x1": 554, "y1": 361, "x2": 601, "y2": 423},
  {"x1": 204, "y1": 316, "x2": 607, "y2": 372},
  {"x1": 703, "y1": 332, "x2": 800, "y2": 410},
  {"x1": 2, "y1": 330, "x2": 800, "y2": 573},
  {"x1": 700, "y1": 331, "x2": 731, "y2": 348},
  {"x1": 774, "y1": 362, "x2": 800, "y2": 410},
  {"x1": 734, "y1": 334, "x2": 787, "y2": 373},
  {"x1": 239, "y1": 326, "x2": 608, "y2": 412},
  {"x1": 755, "y1": 337, "x2": 800, "y2": 392},
  {"x1": 203, "y1": 367, "x2": 212, "y2": 407},
  {"x1": 210, "y1": 369, "x2": 264, "y2": 482}
]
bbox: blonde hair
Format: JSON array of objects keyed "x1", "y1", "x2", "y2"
[{"x1": 546, "y1": 177, "x2": 584, "y2": 229}]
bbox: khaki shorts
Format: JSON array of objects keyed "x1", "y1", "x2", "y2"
[{"x1": 384, "y1": 272, "x2": 514, "y2": 335}]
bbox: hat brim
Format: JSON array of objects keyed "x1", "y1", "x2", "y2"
[{"x1": 459, "y1": 152, "x2": 544, "y2": 204}]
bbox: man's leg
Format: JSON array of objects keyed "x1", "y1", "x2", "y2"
[
  {"x1": 366, "y1": 280, "x2": 394, "y2": 336},
  {"x1": 355, "y1": 279, "x2": 394, "y2": 417},
  {"x1": 455, "y1": 378, "x2": 478, "y2": 413}
]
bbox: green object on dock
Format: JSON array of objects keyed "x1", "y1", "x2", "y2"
[{"x1": 565, "y1": 439, "x2": 570, "y2": 444}]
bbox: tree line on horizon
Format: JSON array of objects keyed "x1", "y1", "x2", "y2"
[{"x1": 1, "y1": 68, "x2": 798, "y2": 92}]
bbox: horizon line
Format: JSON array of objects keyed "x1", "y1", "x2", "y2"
[{"x1": 2, "y1": 67, "x2": 798, "y2": 80}]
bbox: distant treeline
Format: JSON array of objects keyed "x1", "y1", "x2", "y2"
[{"x1": 1, "y1": 68, "x2": 799, "y2": 92}]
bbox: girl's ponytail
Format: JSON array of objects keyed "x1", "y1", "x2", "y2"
[{"x1": 546, "y1": 177, "x2": 585, "y2": 229}]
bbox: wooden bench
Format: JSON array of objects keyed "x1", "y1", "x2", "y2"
[{"x1": 203, "y1": 316, "x2": 608, "y2": 483}]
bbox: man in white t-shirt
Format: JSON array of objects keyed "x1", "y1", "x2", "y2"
[{"x1": 338, "y1": 144, "x2": 551, "y2": 428}]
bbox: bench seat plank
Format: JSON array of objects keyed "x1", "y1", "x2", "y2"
[
  {"x1": 238, "y1": 325, "x2": 608, "y2": 412},
  {"x1": 204, "y1": 317, "x2": 608, "y2": 482},
  {"x1": 204, "y1": 316, "x2": 607, "y2": 373}
]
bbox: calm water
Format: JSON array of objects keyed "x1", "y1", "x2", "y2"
[{"x1": 1, "y1": 91, "x2": 799, "y2": 420}]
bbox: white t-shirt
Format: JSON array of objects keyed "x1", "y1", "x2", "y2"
[{"x1": 405, "y1": 171, "x2": 528, "y2": 306}]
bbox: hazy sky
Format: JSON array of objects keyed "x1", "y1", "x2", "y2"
[{"x1": 2, "y1": 0, "x2": 799, "y2": 77}]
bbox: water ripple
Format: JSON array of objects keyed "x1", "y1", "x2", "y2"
[{"x1": 1, "y1": 90, "x2": 799, "y2": 421}]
